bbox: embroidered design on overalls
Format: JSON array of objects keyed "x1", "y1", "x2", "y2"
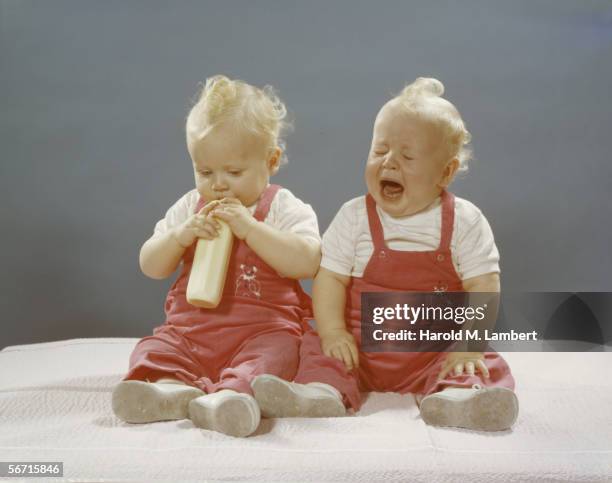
[
  {"x1": 434, "y1": 283, "x2": 448, "y2": 294},
  {"x1": 235, "y1": 264, "x2": 261, "y2": 299}
]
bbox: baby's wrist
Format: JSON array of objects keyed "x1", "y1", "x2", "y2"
[
  {"x1": 169, "y1": 228, "x2": 190, "y2": 249},
  {"x1": 242, "y1": 218, "x2": 261, "y2": 241},
  {"x1": 318, "y1": 325, "x2": 349, "y2": 338}
]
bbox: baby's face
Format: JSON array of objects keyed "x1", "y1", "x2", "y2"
[
  {"x1": 189, "y1": 122, "x2": 279, "y2": 206},
  {"x1": 365, "y1": 100, "x2": 456, "y2": 217}
]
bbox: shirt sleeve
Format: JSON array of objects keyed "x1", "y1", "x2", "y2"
[
  {"x1": 273, "y1": 189, "x2": 321, "y2": 243},
  {"x1": 455, "y1": 209, "x2": 501, "y2": 280},
  {"x1": 153, "y1": 190, "x2": 199, "y2": 237},
  {"x1": 320, "y1": 201, "x2": 358, "y2": 277}
]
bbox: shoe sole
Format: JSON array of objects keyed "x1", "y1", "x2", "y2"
[
  {"x1": 420, "y1": 387, "x2": 519, "y2": 431},
  {"x1": 188, "y1": 396, "x2": 260, "y2": 438},
  {"x1": 112, "y1": 380, "x2": 203, "y2": 424},
  {"x1": 252, "y1": 374, "x2": 345, "y2": 418}
]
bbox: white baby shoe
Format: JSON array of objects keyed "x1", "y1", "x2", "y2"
[
  {"x1": 188, "y1": 390, "x2": 261, "y2": 438},
  {"x1": 419, "y1": 384, "x2": 519, "y2": 431},
  {"x1": 251, "y1": 374, "x2": 346, "y2": 418},
  {"x1": 112, "y1": 380, "x2": 204, "y2": 423}
]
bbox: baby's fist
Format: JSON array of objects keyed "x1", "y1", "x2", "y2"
[{"x1": 172, "y1": 201, "x2": 222, "y2": 247}]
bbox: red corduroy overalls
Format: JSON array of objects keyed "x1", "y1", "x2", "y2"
[
  {"x1": 295, "y1": 190, "x2": 515, "y2": 410},
  {"x1": 125, "y1": 184, "x2": 313, "y2": 395}
]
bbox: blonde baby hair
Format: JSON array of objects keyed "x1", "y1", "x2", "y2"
[
  {"x1": 186, "y1": 75, "x2": 289, "y2": 165},
  {"x1": 394, "y1": 77, "x2": 472, "y2": 174}
]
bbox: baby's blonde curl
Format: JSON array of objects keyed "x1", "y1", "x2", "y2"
[
  {"x1": 186, "y1": 75, "x2": 290, "y2": 165},
  {"x1": 396, "y1": 77, "x2": 472, "y2": 174}
]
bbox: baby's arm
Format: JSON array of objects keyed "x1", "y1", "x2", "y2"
[
  {"x1": 139, "y1": 202, "x2": 220, "y2": 279},
  {"x1": 463, "y1": 272, "x2": 500, "y2": 293},
  {"x1": 212, "y1": 198, "x2": 320, "y2": 279},
  {"x1": 438, "y1": 272, "x2": 500, "y2": 380},
  {"x1": 139, "y1": 232, "x2": 187, "y2": 280},
  {"x1": 313, "y1": 267, "x2": 359, "y2": 370},
  {"x1": 245, "y1": 222, "x2": 321, "y2": 279}
]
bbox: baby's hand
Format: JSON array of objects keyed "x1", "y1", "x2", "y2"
[
  {"x1": 211, "y1": 198, "x2": 258, "y2": 240},
  {"x1": 172, "y1": 200, "x2": 223, "y2": 248},
  {"x1": 438, "y1": 351, "x2": 490, "y2": 380},
  {"x1": 320, "y1": 328, "x2": 359, "y2": 371}
]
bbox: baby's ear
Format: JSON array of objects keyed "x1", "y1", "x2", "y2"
[
  {"x1": 438, "y1": 157, "x2": 460, "y2": 188},
  {"x1": 267, "y1": 147, "x2": 282, "y2": 175}
]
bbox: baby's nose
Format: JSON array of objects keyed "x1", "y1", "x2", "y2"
[
  {"x1": 381, "y1": 155, "x2": 398, "y2": 169},
  {"x1": 212, "y1": 176, "x2": 228, "y2": 191}
]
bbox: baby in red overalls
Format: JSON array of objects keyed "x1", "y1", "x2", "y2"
[
  {"x1": 112, "y1": 75, "x2": 320, "y2": 437},
  {"x1": 252, "y1": 77, "x2": 519, "y2": 431}
]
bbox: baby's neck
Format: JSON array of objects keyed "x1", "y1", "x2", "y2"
[{"x1": 380, "y1": 194, "x2": 442, "y2": 219}]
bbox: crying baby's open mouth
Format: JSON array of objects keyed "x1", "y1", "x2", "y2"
[{"x1": 380, "y1": 180, "x2": 404, "y2": 199}]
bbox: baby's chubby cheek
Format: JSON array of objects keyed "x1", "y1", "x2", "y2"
[{"x1": 364, "y1": 163, "x2": 380, "y2": 192}]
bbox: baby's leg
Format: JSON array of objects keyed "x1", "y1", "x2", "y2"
[
  {"x1": 113, "y1": 327, "x2": 208, "y2": 423},
  {"x1": 252, "y1": 330, "x2": 360, "y2": 417},
  {"x1": 215, "y1": 330, "x2": 302, "y2": 394},
  {"x1": 418, "y1": 351, "x2": 518, "y2": 431},
  {"x1": 293, "y1": 330, "x2": 361, "y2": 411},
  {"x1": 186, "y1": 331, "x2": 302, "y2": 436},
  {"x1": 123, "y1": 326, "x2": 209, "y2": 387}
]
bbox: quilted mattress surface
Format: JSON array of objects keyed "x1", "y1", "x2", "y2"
[{"x1": 1, "y1": 338, "x2": 611, "y2": 482}]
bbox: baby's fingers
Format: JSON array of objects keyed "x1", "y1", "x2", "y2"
[
  {"x1": 200, "y1": 200, "x2": 221, "y2": 216},
  {"x1": 205, "y1": 213, "x2": 222, "y2": 230},
  {"x1": 347, "y1": 341, "x2": 359, "y2": 369},
  {"x1": 211, "y1": 208, "x2": 231, "y2": 222},
  {"x1": 195, "y1": 223, "x2": 218, "y2": 240},
  {"x1": 438, "y1": 364, "x2": 452, "y2": 381},
  {"x1": 476, "y1": 359, "x2": 490, "y2": 379},
  {"x1": 338, "y1": 343, "x2": 355, "y2": 370},
  {"x1": 190, "y1": 214, "x2": 215, "y2": 230},
  {"x1": 329, "y1": 346, "x2": 345, "y2": 365},
  {"x1": 195, "y1": 216, "x2": 220, "y2": 232}
]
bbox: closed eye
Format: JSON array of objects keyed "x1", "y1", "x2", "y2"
[
  {"x1": 228, "y1": 170, "x2": 243, "y2": 176},
  {"x1": 372, "y1": 143, "x2": 388, "y2": 155}
]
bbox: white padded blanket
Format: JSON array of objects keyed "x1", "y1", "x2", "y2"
[{"x1": 1, "y1": 338, "x2": 611, "y2": 482}]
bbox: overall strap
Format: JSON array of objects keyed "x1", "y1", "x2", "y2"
[
  {"x1": 243, "y1": 184, "x2": 282, "y2": 267},
  {"x1": 438, "y1": 190, "x2": 455, "y2": 251},
  {"x1": 365, "y1": 194, "x2": 386, "y2": 250},
  {"x1": 194, "y1": 196, "x2": 206, "y2": 214},
  {"x1": 253, "y1": 184, "x2": 281, "y2": 222}
]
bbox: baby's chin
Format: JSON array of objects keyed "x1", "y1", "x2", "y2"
[
  {"x1": 367, "y1": 181, "x2": 407, "y2": 215},
  {"x1": 371, "y1": 190, "x2": 432, "y2": 218},
  {"x1": 370, "y1": 191, "x2": 411, "y2": 217}
]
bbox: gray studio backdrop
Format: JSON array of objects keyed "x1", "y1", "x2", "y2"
[{"x1": 1, "y1": 1, "x2": 611, "y2": 347}]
